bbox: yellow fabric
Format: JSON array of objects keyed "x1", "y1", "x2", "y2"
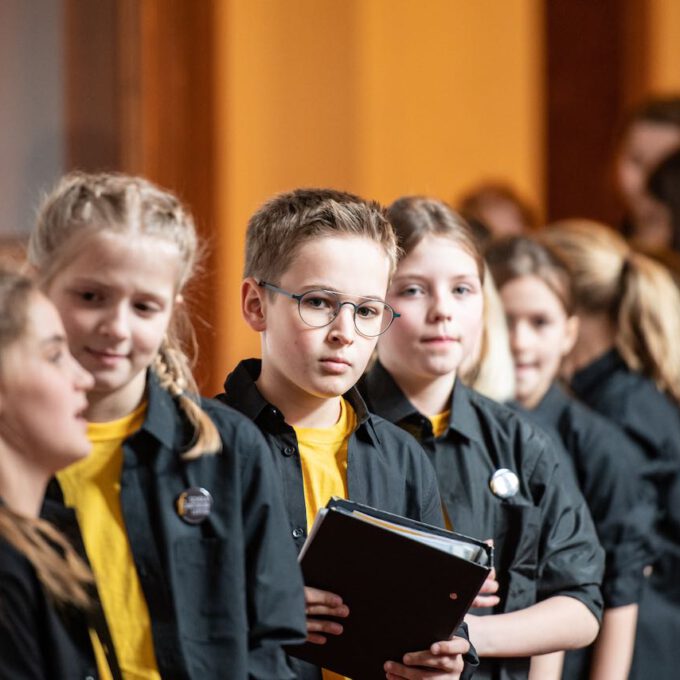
[
  {"x1": 429, "y1": 409, "x2": 451, "y2": 438},
  {"x1": 429, "y1": 410, "x2": 453, "y2": 529},
  {"x1": 294, "y1": 398, "x2": 356, "y2": 680},
  {"x1": 58, "y1": 402, "x2": 161, "y2": 680},
  {"x1": 294, "y1": 398, "x2": 355, "y2": 533},
  {"x1": 89, "y1": 630, "x2": 114, "y2": 680}
]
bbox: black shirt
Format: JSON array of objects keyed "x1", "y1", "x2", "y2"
[
  {"x1": 361, "y1": 362, "x2": 605, "y2": 680},
  {"x1": 218, "y1": 359, "x2": 478, "y2": 680},
  {"x1": 49, "y1": 372, "x2": 307, "y2": 680},
  {"x1": 0, "y1": 536, "x2": 98, "y2": 680},
  {"x1": 517, "y1": 382, "x2": 654, "y2": 608},
  {"x1": 571, "y1": 350, "x2": 680, "y2": 680}
]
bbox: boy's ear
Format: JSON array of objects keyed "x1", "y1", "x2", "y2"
[
  {"x1": 241, "y1": 277, "x2": 267, "y2": 332},
  {"x1": 561, "y1": 315, "x2": 580, "y2": 357}
]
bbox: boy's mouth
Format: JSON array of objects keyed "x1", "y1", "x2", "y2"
[{"x1": 319, "y1": 356, "x2": 352, "y2": 373}]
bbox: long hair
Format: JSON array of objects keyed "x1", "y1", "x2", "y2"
[
  {"x1": 544, "y1": 220, "x2": 680, "y2": 403},
  {"x1": 29, "y1": 172, "x2": 220, "y2": 459},
  {"x1": 0, "y1": 268, "x2": 92, "y2": 607}
]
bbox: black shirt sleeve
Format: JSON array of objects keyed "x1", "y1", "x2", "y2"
[
  {"x1": 234, "y1": 418, "x2": 308, "y2": 680},
  {"x1": 0, "y1": 555, "x2": 49, "y2": 679},
  {"x1": 528, "y1": 428, "x2": 605, "y2": 621}
]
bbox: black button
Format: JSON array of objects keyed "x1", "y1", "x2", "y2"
[
  {"x1": 292, "y1": 527, "x2": 305, "y2": 539},
  {"x1": 283, "y1": 446, "x2": 295, "y2": 457}
]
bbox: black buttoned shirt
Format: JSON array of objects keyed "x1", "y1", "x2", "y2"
[
  {"x1": 571, "y1": 350, "x2": 680, "y2": 680},
  {"x1": 361, "y1": 362, "x2": 605, "y2": 680},
  {"x1": 516, "y1": 382, "x2": 653, "y2": 608},
  {"x1": 218, "y1": 359, "x2": 478, "y2": 680},
  {"x1": 49, "y1": 373, "x2": 307, "y2": 680}
]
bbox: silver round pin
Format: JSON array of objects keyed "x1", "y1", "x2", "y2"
[
  {"x1": 489, "y1": 468, "x2": 520, "y2": 499},
  {"x1": 176, "y1": 486, "x2": 213, "y2": 524}
]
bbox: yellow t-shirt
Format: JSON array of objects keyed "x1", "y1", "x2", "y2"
[
  {"x1": 429, "y1": 409, "x2": 450, "y2": 439},
  {"x1": 294, "y1": 398, "x2": 356, "y2": 680},
  {"x1": 429, "y1": 409, "x2": 454, "y2": 530},
  {"x1": 57, "y1": 402, "x2": 161, "y2": 680}
]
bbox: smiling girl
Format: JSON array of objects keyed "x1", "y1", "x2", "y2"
[
  {"x1": 27, "y1": 172, "x2": 306, "y2": 680},
  {"x1": 360, "y1": 196, "x2": 604, "y2": 680},
  {"x1": 487, "y1": 235, "x2": 654, "y2": 680}
]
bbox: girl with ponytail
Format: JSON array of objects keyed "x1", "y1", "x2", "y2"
[
  {"x1": 0, "y1": 266, "x2": 104, "y2": 676},
  {"x1": 543, "y1": 220, "x2": 680, "y2": 680},
  {"x1": 28, "y1": 172, "x2": 306, "y2": 680}
]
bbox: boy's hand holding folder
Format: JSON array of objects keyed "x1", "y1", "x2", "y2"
[{"x1": 288, "y1": 498, "x2": 493, "y2": 679}]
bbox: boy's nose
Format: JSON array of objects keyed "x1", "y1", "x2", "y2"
[{"x1": 327, "y1": 305, "x2": 356, "y2": 343}]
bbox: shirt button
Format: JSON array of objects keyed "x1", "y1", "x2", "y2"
[
  {"x1": 292, "y1": 527, "x2": 305, "y2": 539},
  {"x1": 283, "y1": 446, "x2": 295, "y2": 457}
]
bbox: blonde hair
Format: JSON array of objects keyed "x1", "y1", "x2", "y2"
[
  {"x1": 29, "y1": 172, "x2": 220, "y2": 459},
  {"x1": 0, "y1": 268, "x2": 92, "y2": 608},
  {"x1": 460, "y1": 264, "x2": 516, "y2": 402},
  {"x1": 244, "y1": 188, "x2": 397, "y2": 282},
  {"x1": 545, "y1": 219, "x2": 680, "y2": 403}
]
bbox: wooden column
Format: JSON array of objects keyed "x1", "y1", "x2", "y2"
[
  {"x1": 544, "y1": 0, "x2": 649, "y2": 225},
  {"x1": 65, "y1": 0, "x2": 217, "y2": 391}
]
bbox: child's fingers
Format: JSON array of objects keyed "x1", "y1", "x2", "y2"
[
  {"x1": 305, "y1": 603, "x2": 349, "y2": 617},
  {"x1": 471, "y1": 593, "x2": 501, "y2": 608},
  {"x1": 304, "y1": 585, "x2": 343, "y2": 607},
  {"x1": 306, "y1": 617, "x2": 344, "y2": 640}
]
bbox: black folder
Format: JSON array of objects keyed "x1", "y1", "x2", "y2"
[{"x1": 287, "y1": 498, "x2": 493, "y2": 679}]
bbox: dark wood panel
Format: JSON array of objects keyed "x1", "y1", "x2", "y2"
[
  {"x1": 544, "y1": 0, "x2": 649, "y2": 225},
  {"x1": 65, "y1": 0, "x2": 218, "y2": 390}
]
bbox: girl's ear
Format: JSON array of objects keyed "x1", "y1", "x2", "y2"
[
  {"x1": 561, "y1": 314, "x2": 580, "y2": 357},
  {"x1": 241, "y1": 278, "x2": 267, "y2": 332}
]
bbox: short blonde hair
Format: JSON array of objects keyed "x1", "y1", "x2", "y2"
[{"x1": 244, "y1": 188, "x2": 397, "y2": 282}]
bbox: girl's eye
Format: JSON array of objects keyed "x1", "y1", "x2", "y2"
[
  {"x1": 453, "y1": 285, "x2": 472, "y2": 296},
  {"x1": 48, "y1": 349, "x2": 64, "y2": 365},
  {"x1": 77, "y1": 290, "x2": 102, "y2": 303},
  {"x1": 400, "y1": 285, "x2": 425, "y2": 297},
  {"x1": 134, "y1": 301, "x2": 162, "y2": 314},
  {"x1": 531, "y1": 315, "x2": 551, "y2": 328}
]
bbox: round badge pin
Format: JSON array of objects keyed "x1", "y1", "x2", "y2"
[
  {"x1": 489, "y1": 468, "x2": 520, "y2": 499},
  {"x1": 176, "y1": 487, "x2": 213, "y2": 525}
]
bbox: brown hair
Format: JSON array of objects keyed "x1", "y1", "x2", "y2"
[
  {"x1": 625, "y1": 96, "x2": 680, "y2": 131},
  {"x1": 0, "y1": 268, "x2": 92, "y2": 608},
  {"x1": 485, "y1": 236, "x2": 575, "y2": 315},
  {"x1": 386, "y1": 196, "x2": 485, "y2": 282},
  {"x1": 244, "y1": 188, "x2": 397, "y2": 282},
  {"x1": 458, "y1": 182, "x2": 538, "y2": 233},
  {"x1": 29, "y1": 172, "x2": 220, "y2": 459},
  {"x1": 544, "y1": 219, "x2": 680, "y2": 402}
]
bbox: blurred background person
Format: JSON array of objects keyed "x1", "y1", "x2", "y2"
[{"x1": 616, "y1": 97, "x2": 680, "y2": 249}]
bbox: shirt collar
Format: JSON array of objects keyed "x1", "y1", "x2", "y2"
[
  {"x1": 532, "y1": 382, "x2": 569, "y2": 424},
  {"x1": 223, "y1": 358, "x2": 375, "y2": 432},
  {"x1": 138, "y1": 370, "x2": 185, "y2": 450},
  {"x1": 571, "y1": 348, "x2": 624, "y2": 397},
  {"x1": 363, "y1": 361, "x2": 484, "y2": 444}
]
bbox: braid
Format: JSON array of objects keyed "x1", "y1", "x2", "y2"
[
  {"x1": 0, "y1": 506, "x2": 92, "y2": 609},
  {"x1": 152, "y1": 338, "x2": 221, "y2": 459}
]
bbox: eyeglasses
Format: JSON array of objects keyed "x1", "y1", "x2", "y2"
[{"x1": 258, "y1": 280, "x2": 400, "y2": 337}]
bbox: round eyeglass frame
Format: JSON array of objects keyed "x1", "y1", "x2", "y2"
[{"x1": 258, "y1": 280, "x2": 400, "y2": 337}]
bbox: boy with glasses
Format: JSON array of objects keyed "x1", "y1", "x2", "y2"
[{"x1": 217, "y1": 189, "x2": 477, "y2": 680}]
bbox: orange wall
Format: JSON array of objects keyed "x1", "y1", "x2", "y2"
[
  {"x1": 647, "y1": 0, "x2": 680, "y2": 94},
  {"x1": 211, "y1": 0, "x2": 545, "y2": 392}
]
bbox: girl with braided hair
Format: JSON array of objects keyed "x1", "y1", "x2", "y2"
[{"x1": 28, "y1": 172, "x2": 306, "y2": 680}]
